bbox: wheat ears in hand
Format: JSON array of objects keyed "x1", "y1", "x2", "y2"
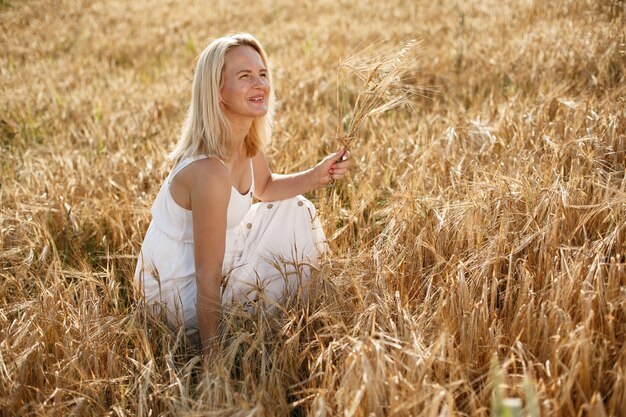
[{"x1": 336, "y1": 38, "x2": 427, "y2": 149}]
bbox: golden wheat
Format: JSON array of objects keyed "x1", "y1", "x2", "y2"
[{"x1": 1, "y1": 0, "x2": 625, "y2": 416}]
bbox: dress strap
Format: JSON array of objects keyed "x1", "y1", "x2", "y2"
[
  {"x1": 168, "y1": 155, "x2": 208, "y2": 184},
  {"x1": 249, "y1": 159, "x2": 255, "y2": 194}
]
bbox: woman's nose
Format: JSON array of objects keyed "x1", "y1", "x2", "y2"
[{"x1": 253, "y1": 75, "x2": 269, "y2": 88}]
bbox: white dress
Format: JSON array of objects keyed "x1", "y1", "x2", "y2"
[{"x1": 134, "y1": 155, "x2": 327, "y2": 335}]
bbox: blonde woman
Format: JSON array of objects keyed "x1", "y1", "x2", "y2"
[{"x1": 134, "y1": 33, "x2": 350, "y2": 354}]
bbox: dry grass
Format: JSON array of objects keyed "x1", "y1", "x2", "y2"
[{"x1": 1, "y1": 0, "x2": 625, "y2": 416}]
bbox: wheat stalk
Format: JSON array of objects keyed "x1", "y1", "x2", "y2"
[{"x1": 335, "y1": 38, "x2": 427, "y2": 150}]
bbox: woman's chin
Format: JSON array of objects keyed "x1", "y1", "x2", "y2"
[
  {"x1": 250, "y1": 107, "x2": 268, "y2": 118},
  {"x1": 223, "y1": 107, "x2": 268, "y2": 121},
  {"x1": 239, "y1": 103, "x2": 268, "y2": 118}
]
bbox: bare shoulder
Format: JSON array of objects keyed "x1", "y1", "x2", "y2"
[
  {"x1": 252, "y1": 149, "x2": 268, "y2": 165},
  {"x1": 188, "y1": 157, "x2": 229, "y2": 178},
  {"x1": 187, "y1": 158, "x2": 230, "y2": 201},
  {"x1": 253, "y1": 148, "x2": 266, "y2": 159}
]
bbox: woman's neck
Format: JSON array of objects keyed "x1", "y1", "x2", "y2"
[{"x1": 226, "y1": 116, "x2": 253, "y2": 162}]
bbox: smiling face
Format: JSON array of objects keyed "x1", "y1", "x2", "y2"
[{"x1": 220, "y1": 45, "x2": 271, "y2": 123}]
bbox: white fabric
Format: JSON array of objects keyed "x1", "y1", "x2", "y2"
[{"x1": 134, "y1": 155, "x2": 327, "y2": 333}]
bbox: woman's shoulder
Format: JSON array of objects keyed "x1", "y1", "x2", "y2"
[
  {"x1": 187, "y1": 155, "x2": 228, "y2": 172},
  {"x1": 173, "y1": 155, "x2": 227, "y2": 178},
  {"x1": 185, "y1": 157, "x2": 231, "y2": 195}
]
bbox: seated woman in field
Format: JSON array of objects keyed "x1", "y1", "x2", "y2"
[{"x1": 134, "y1": 33, "x2": 350, "y2": 354}]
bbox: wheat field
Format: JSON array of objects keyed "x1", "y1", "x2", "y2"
[{"x1": 1, "y1": 0, "x2": 625, "y2": 416}]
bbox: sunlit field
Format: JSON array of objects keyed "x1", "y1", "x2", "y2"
[{"x1": 1, "y1": 0, "x2": 625, "y2": 415}]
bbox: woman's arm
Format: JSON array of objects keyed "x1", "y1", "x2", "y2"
[
  {"x1": 252, "y1": 148, "x2": 351, "y2": 201},
  {"x1": 189, "y1": 159, "x2": 231, "y2": 354}
]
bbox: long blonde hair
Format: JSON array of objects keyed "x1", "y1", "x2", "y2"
[{"x1": 170, "y1": 33, "x2": 275, "y2": 163}]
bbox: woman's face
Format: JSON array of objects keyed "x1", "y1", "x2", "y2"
[{"x1": 220, "y1": 45, "x2": 270, "y2": 122}]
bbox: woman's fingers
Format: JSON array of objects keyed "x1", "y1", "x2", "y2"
[
  {"x1": 331, "y1": 151, "x2": 350, "y2": 169},
  {"x1": 330, "y1": 164, "x2": 348, "y2": 173},
  {"x1": 335, "y1": 148, "x2": 350, "y2": 162},
  {"x1": 329, "y1": 150, "x2": 350, "y2": 181},
  {"x1": 315, "y1": 148, "x2": 352, "y2": 186},
  {"x1": 335, "y1": 148, "x2": 347, "y2": 162}
]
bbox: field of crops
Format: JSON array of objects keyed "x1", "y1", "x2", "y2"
[{"x1": 1, "y1": 0, "x2": 625, "y2": 415}]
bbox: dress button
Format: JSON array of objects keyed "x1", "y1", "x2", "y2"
[
  {"x1": 246, "y1": 223, "x2": 252, "y2": 229},
  {"x1": 267, "y1": 203, "x2": 273, "y2": 209},
  {"x1": 297, "y1": 201, "x2": 304, "y2": 206}
]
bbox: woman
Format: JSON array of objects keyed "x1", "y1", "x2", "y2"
[{"x1": 134, "y1": 33, "x2": 351, "y2": 354}]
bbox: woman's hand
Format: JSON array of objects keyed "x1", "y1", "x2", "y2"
[{"x1": 311, "y1": 147, "x2": 352, "y2": 187}]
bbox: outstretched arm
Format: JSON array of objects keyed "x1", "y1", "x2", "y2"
[
  {"x1": 252, "y1": 148, "x2": 351, "y2": 201},
  {"x1": 189, "y1": 159, "x2": 231, "y2": 355}
]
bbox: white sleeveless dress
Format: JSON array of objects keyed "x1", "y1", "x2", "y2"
[{"x1": 134, "y1": 155, "x2": 327, "y2": 335}]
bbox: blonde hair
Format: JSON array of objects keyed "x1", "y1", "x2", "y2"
[{"x1": 170, "y1": 33, "x2": 275, "y2": 163}]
